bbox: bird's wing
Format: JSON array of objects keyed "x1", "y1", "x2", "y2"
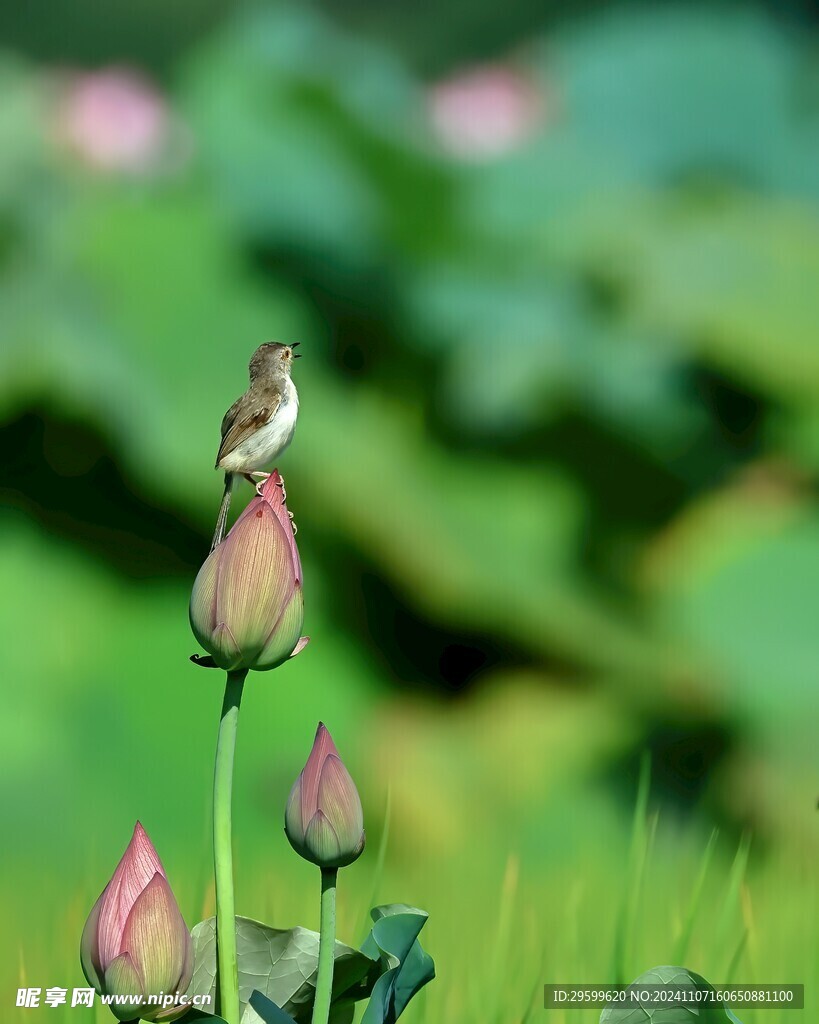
[{"x1": 215, "y1": 394, "x2": 281, "y2": 467}]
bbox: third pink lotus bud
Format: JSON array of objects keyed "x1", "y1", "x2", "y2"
[{"x1": 80, "y1": 822, "x2": 192, "y2": 1021}]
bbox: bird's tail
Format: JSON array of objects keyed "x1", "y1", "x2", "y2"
[{"x1": 210, "y1": 473, "x2": 235, "y2": 551}]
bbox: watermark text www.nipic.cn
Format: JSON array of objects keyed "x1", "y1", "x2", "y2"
[{"x1": 15, "y1": 987, "x2": 213, "y2": 1010}]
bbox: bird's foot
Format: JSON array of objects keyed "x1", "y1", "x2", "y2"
[{"x1": 245, "y1": 471, "x2": 271, "y2": 495}]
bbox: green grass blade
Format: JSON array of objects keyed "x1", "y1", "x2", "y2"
[
  {"x1": 723, "y1": 928, "x2": 748, "y2": 982},
  {"x1": 716, "y1": 832, "x2": 751, "y2": 964},
  {"x1": 612, "y1": 750, "x2": 651, "y2": 984},
  {"x1": 487, "y1": 854, "x2": 520, "y2": 1024},
  {"x1": 672, "y1": 827, "x2": 719, "y2": 964},
  {"x1": 357, "y1": 784, "x2": 392, "y2": 940},
  {"x1": 521, "y1": 977, "x2": 545, "y2": 1024}
]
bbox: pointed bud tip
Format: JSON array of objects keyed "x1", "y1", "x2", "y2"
[
  {"x1": 129, "y1": 820, "x2": 157, "y2": 854},
  {"x1": 311, "y1": 722, "x2": 340, "y2": 761},
  {"x1": 127, "y1": 821, "x2": 150, "y2": 856},
  {"x1": 259, "y1": 470, "x2": 285, "y2": 507}
]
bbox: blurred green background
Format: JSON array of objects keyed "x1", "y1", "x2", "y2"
[{"x1": 1, "y1": 1, "x2": 817, "y2": 1021}]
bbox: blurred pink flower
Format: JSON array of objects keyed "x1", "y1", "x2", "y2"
[
  {"x1": 428, "y1": 65, "x2": 542, "y2": 160},
  {"x1": 55, "y1": 68, "x2": 170, "y2": 173}
]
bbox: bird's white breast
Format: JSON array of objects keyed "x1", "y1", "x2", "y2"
[{"x1": 221, "y1": 379, "x2": 299, "y2": 473}]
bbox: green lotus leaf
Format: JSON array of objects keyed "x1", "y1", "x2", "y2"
[
  {"x1": 600, "y1": 966, "x2": 743, "y2": 1024},
  {"x1": 188, "y1": 916, "x2": 371, "y2": 1022}
]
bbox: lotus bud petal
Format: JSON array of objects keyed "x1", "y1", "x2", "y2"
[
  {"x1": 190, "y1": 470, "x2": 308, "y2": 672},
  {"x1": 80, "y1": 823, "x2": 192, "y2": 1022},
  {"x1": 285, "y1": 724, "x2": 365, "y2": 869},
  {"x1": 304, "y1": 810, "x2": 342, "y2": 865},
  {"x1": 104, "y1": 953, "x2": 145, "y2": 1022}
]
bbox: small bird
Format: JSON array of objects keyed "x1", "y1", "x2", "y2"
[{"x1": 211, "y1": 341, "x2": 301, "y2": 550}]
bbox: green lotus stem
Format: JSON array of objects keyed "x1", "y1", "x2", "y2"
[
  {"x1": 311, "y1": 867, "x2": 338, "y2": 1024},
  {"x1": 213, "y1": 669, "x2": 247, "y2": 1024}
]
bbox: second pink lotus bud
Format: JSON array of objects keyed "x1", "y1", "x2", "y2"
[{"x1": 285, "y1": 723, "x2": 366, "y2": 869}]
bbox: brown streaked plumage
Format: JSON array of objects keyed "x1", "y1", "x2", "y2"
[{"x1": 210, "y1": 342, "x2": 300, "y2": 550}]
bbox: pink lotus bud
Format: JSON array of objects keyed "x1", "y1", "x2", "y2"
[
  {"x1": 190, "y1": 471, "x2": 308, "y2": 672},
  {"x1": 285, "y1": 723, "x2": 365, "y2": 869},
  {"x1": 80, "y1": 823, "x2": 192, "y2": 1022}
]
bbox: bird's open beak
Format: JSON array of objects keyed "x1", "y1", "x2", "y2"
[{"x1": 291, "y1": 342, "x2": 302, "y2": 358}]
